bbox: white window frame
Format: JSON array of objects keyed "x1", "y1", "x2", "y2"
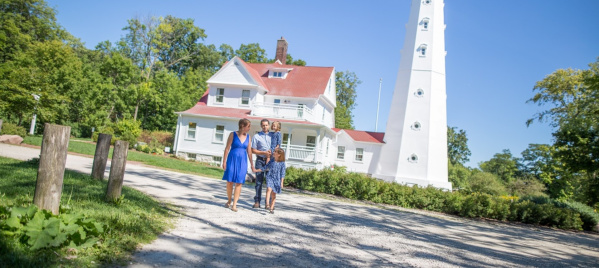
[
  {"x1": 355, "y1": 148, "x2": 364, "y2": 162},
  {"x1": 282, "y1": 133, "x2": 291, "y2": 146},
  {"x1": 186, "y1": 122, "x2": 197, "y2": 140},
  {"x1": 214, "y1": 125, "x2": 225, "y2": 143},
  {"x1": 337, "y1": 146, "x2": 345, "y2": 160},
  {"x1": 215, "y1": 88, "x2": 224, "y2": 104},
  {"x1": 241, "y1": 90, "x2": 250, "y2": 105}
]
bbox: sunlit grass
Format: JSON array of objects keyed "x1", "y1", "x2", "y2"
[
  {"x1": 0, "y1": 156, "x2": 177, "y2": 267},
  {"x1": 23, "y1": 136, "x2": 224, "y2": 178}
]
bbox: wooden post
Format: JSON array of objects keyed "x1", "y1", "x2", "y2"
[
  {"x1": 0, "y1": 119, "x2": 3, "y2": 133},
  {"x1": 91, "y1": 133, "x2": 112, "y2": 180},
  {"x1": 33, "y1": 124, "x2": 71, "y2": 215},
  {"x1": 106, "y1": 140, "x2": 129, "y2": 201}
]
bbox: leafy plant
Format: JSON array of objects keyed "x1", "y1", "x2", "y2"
[
  {"x1": 0, "y1": 205, "x2": 105, "y2": 250},
  {"x1": 0, "y1": 122, "x2": 27, "y2": 137}
]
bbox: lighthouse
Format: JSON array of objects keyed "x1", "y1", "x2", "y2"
[{"x1": 373, "y1": 0, "x2": 452, "y2": 190}]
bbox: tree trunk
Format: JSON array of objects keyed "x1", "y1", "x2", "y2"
[
  {"x1": 0, "y1": 119, "x2": 3, "y2": 133},
  {"x1": 33, "y1": 124, "x2": 71, "y2": 215},
  {"x1": 91, "y1": 133, "x2": 112, "y2": 180},
  {"x1": 106, "y1": 140, "x2": 129, "y2": 201},
  {"x1": 133, "y1": 102, "x2": 139, "y2": 121}
]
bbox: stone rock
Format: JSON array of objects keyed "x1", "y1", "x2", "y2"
[{"x1": 0, "y1": 135, "x2": 24, "y2": 145}]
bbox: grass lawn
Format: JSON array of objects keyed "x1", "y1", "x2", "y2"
[
  {"x1": 23, "y1": 136, "x2": 224, "y2": 178},
  {"x1": 0, "y1": 156, "x2": 177, "y2": 267}
]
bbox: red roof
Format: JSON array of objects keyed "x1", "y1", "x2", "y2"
[
  {"x1": 246, "y1": 61, "x2": 334, "y2": 98},
  {"x1": 333, "y1": 128, "x2": 385, "y2": 144},
  {"x1": 179, "y1": 96, "x2": 319, "y2": 126}
]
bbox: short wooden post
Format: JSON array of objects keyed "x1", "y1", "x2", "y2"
[
  {"x1": 33, "y1": 124, "x2": 71, "y2": 215},
  {"x1": 91, "y1": 133, "x2": 112, "y2": 180},
  {"x1": 106, "y1": 140, "x2": 129, "y2": 201}
]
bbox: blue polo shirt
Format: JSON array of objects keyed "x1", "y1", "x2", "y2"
[{"x1": 252, "y1": 131, "x2": 272, "y2": 155}]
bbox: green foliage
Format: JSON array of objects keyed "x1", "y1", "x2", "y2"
[
  {"x1": 0, "y1": 122, "x2": 26, "y2": 137},
  {"x1": 527, "y1": 58, "x2": 599, "y2": 208},
  {"x1": 0, "y1": 204, "x2": 104, "y2": 250},
  {"x1": 235, "y1": 43, "x2": 268, "y2": 63},
  {"x1": 284, "y1": 166, "x2": 589, "y2": 231},
  {"x1": 448, "y1": 161, "x2": 471, "y2": 190},
  {"x1": 114, "y1": 119, "x2": 141, "y2": 148},
  {"x1": 0, "y1": 156, "x2": 175, "y2": 266},
  {"x1": 506, "y1": 178, "x2": 547, "y2": 198},
  {"x1": 522, "y1": 196, "x2": 599, "y2": 231},
  {"x1": 466, "y1": 172, "x2": 507, "y2": 196},
  {"x1": 480, "y1": 149, "x2": 518, "y2": 183},
  {"x1": 334, "y1": 71, "x2": 361, "y2": 129},
  {"x1": 447, "y1": 126, "x2": 471, "y2": 165}
]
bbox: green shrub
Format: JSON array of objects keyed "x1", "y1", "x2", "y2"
[
  {"x1": 1, "y1": 122, "x2": 27, "y2": 137},
  {"x1": 92, "y1": 126, "x2": 116, "y2": 144},
  {"x1": 522, "y1": 196, "x2": 599, "y2": 231},
  {"x1": 114, "y1": 119, "x2": 141, "y2": 148}
]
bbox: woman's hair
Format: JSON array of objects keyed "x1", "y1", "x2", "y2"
[
  {"x1": 238, "y1": 118, "x2": 251, "y2": 130},
  {"x1": 274, "y1": 147, "x2": 285, "y2": 162},
  {"x1": 272, "y1": 121, "x2": 281, "y2": 131}
]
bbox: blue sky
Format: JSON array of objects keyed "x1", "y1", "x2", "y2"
[{"x1": 46, "y1": 0, "x2": 599, "y2": 167}]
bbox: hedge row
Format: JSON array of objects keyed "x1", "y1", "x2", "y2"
[{"x1": 284, "y1": 167, "x2": 597, "y2": 231}]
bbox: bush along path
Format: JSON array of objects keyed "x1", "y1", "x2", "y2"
[{"x1": 1, "y1": 143, "x2": 598, "y2": 267}]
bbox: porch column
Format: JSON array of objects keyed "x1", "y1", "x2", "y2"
[
  {"x1": 286, "y1": 127, "x2": 292, "y2": 160},
  {"x1": 315, "y1": 129, "x2": 321, "y2": 163}
]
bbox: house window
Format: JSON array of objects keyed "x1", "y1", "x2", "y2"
[
  {"x1": 187, "y1": 122, "x2": 197, "y2": 139},
  {"x1": 272, "y1": 71, "x2": 283, "y2": 78},
  {"x1": 274, "y1": 99, "x2": 281, "y2": 115},
  {"x1": 337, "y1": 146, "x2": 345, "y2": 160},
  {"x1": 216, "y1": 88, "x2": 224, "y2": 103},
  {"x1": 282, "y1": 133, "x2": 291, "y2": 146},
  {"x1": 214, "y1": 125, "x2": 225, "y2": 142},
  {"x1": 187, "y1": 153, "x2": 196, "y2": 160},
  {"x1": 355, "y1": 148, "x2": 364, "y2": 162},
  {"x1": 306, "y1": 136, "x2": 316, "y2": 148},
  {"x1": 298, "y1": 104, "x2": 304, "y2": 118},
  {"x1": 241, "y1": 90, "x2": 250, "y2": 105},
  {"x1": 326, "y1": 140, "x2": 329, "y2": 156}
]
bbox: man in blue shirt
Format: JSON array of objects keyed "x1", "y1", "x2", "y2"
[{"x1": 251, "y1": 119, "x2": 272, "y2": 208}]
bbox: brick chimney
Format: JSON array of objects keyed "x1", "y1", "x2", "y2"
[{"x1": 275, "y1": 37, "x2": 288, "y2": 65}]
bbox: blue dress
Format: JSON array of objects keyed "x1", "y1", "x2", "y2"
[
  {"x1": 222, "y1": 131, "x2": 249, "y2": 184},
  {"x1": 266, "y1": 161, "x2": 286, "y2": 194},
  {"x1": 269, "y1": 131, "x2": 282, "y2": 162}
]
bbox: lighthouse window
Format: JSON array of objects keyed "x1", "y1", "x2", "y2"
[
  {"x1": 415, "y1": 89, "x2": 425, "y2": 97},
  {"x1": 409, "y1": 154, "x2": 419, "y2": 163},
  {"x1": 421, "y1": 18, "x2": 430, "y2": 30},
  {"x1": 412, "y1": 122, "x2": 422, "y2": 130},
  {"x1": 423, "y1": 21, "x2": 429, "y2": 29},
  {"x1": 421, "y1": 48, "x2": 426, "y2": 56},
  {"x1": 424, "y1": 0, "x2": 431, "y2": 5}
]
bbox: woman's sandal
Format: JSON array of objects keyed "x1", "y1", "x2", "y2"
[
  {"x1": 224, "y1": 202, "x2": 231, "y2": 208},
  {"x1": 231, "y1": 207, "x2": 238, "y2": 212},
  {"x1": 265, "y1": 204, "x2": 270, "y2": 210},
  {"x1": 269, "y1": 208, "x2": 274, "y2": 214}
]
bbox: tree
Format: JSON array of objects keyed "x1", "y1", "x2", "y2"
[
  {"x1": 527, "y1": 58, "x2": 599, "y2": 207},
  {"x1": 117, "y1": 15, "x2": 207, "y2": 120},
  {"x1": 235, "y1": 43, "x2": 267, "y2": 63},
  {"x1": 479, "y1": 149, "x2": 518, "y2": 183},
  {"x1": 447, "y1": 126, "x2": 471, "y2": 166},
  {"x1": 448, "y1": 161, "x2": 471, "y2": 190},
  {"x1": 335, "y1": 71, "x2": 361, "y2": 129},
  {"x1": 467, "y1": 171, "x2": 507, "y2": 196}
]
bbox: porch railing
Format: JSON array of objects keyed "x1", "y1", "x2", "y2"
[
  {"x1": 252, "y1": 102, "x2": 314, "y2": 122},
  {"x1": 286, "y1": 144, "x2": 318, "y2": 162}
]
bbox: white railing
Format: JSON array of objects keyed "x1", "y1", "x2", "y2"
[
  {"x1": 285, "y1": 144, "x2": 319, "y2": 162},
  {"x1": 252, "y1": 102, "x2": 314, "y2": 122}
]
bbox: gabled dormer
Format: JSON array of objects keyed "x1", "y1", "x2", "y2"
[{"x1": 268, "y1": 64, "x2": 293, "y2": 79}]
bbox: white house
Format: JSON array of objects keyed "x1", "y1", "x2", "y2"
[
  {"x1": 174, "y1": 0, "x2": 453, "y2": 191},
  {"x1": 173, "y1": 37, "x2": 375, "y2": 170}
]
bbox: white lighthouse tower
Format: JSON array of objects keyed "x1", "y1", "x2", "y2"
[{"x1": 373, "y1": 0, "x2": 452, "y2": 190}]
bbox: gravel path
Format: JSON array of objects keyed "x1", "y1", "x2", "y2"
[{"x1": 1, "y1": 143, "x2": 598, "y2": 267}]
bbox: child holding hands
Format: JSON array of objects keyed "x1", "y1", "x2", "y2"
[{"x1": 265, "y1": 147, "x2": 285, "y2": 214}]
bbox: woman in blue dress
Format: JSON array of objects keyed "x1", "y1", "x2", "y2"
[
  {"x1": 222, "y1": 119, "x2": 256, "y2": 212},
  {"x1": 264, "y1": 147, "x2": 286, "y2": 214}
]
